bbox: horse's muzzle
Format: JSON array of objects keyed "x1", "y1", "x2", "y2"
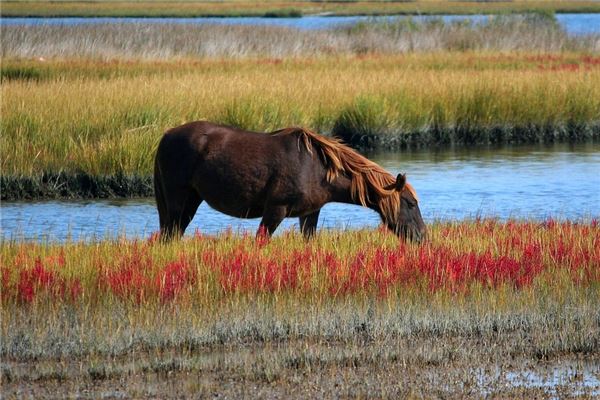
[{"x1": 398, "y1": 225, "x2": 427, "y2": 243}]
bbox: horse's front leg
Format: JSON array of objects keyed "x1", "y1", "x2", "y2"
[
  {"x1": 257, "y1": 205, "x2": 287, "y2": 238},
  {"x1": 299, "y1": 210, "x2": 320, "y2": 239}
]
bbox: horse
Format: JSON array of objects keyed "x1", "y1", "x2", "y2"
[{"x1": 154, "y1": 121, "x2": 427, "y2": 241}]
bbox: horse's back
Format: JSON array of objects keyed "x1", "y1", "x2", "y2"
[
  {"x1": 159, "y1": 121, "x2": 286, "y2": 158},
  {"x1": 156, "y1": 122, "x2": 303, "y2": 215}
]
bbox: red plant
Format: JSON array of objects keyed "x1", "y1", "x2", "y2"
[
  {"x1": 156, "y1": 257, "x2": 195, "y2": 302},
  {"x1": 17, "y1": 258, "x2": 56, "y2": 303},
  {"x1": 255, "y1": 226, "x2": 269, "y2": 248},
  {"x1": 99, "y1": 245, "x2": 153, "y2": 303},
  {"x1": 12, "y1": 258, "x2": 81, "y2": 303},
  {"x1": 581, "y1": 55, "x2": 600, "y2": 66},
  {"x1": 2, "y1": 220, "x2": 598, "y2": 305}
]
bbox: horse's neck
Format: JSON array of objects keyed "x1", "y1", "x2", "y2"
[{"x1": 329, "y1": 175, "x2": 381, "y2": 213}]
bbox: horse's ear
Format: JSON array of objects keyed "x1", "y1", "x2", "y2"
[
  {"x1": 383, "y1": 173, "x2": 407, "y2": 192},
  {"x1": 395, "y1": 173, "x2": 406, "y2": 191}
]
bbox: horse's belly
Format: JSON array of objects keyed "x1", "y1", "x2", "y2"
[{"x1": 204, "y1": 198, "x2": 264, "y2": 219}]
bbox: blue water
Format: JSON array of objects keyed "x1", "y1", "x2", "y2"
[
  {"x1": 1, "y1": 144, "x2": 599, "y2": 242},
  {"x1": 1, "y1": 14, "x2": 599, "y2": 35}
]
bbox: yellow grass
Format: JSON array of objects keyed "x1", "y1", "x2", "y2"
[{"x1": 2, "y1": 54, "x2": 599, "y2": 176}]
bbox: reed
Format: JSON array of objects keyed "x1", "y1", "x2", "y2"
[
  {"x1": 1, "y1": 220, "x2": 599, "y2": 397},
  {"x1": 2, "y1": 15, "x2": 599, "y2": 59}
]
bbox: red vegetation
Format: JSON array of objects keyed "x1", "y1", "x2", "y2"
[
  {"x1": 581, "y1": 56, "x2": 600, "y2": 66},
  {"x1": 99, "y1": 244, "x2": 153, "y2": 303},
  {"x1": 12, "y1": 258, "x2": 81, "y2": 303},
  {"x1": 537, "y1": 63, "x2": 580, "y2": 72},
  {"x1": 1, "y1": 220, "x2": 598, "y2": 304},
  {"x1": 525, "y1": 54, "x2": 564, "y2": 64},
  {"x1": 514, "y1": 54, "x2": 600, "y2": 72},
  {"x1": 156, "y1": 257, "x2": 195, "y2": 301}
]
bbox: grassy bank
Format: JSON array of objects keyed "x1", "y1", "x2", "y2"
[
  {"x1": 2, "y1": 53, "x2": 599, "y2": 200},
  {"x1": 0, "y1": 173, "x2": 153, "y2": 200},
  {"x1": 2, "y1": 0, "x2": 600, "y2": 18},
  {"x1": 1, "y1": 221, "x2": 599, "y2": 397},
  {"x1": 2, "y1": 17, "x2": 599, "y2": 200}
]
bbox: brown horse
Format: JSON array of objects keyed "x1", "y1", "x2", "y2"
[{"x1": 154, "y1": 121, "x2": 427, "y2": 241}]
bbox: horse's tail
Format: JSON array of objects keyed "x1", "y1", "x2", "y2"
[{"x1": 153, "y1": 148, "x2": 169, "y2": 238}]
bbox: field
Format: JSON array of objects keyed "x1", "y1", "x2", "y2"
[
  {"x1": 2, "y1": 13, "x2": 600, "y2": 397},
  {"x1": 1, "y1": 220, "x2": 599, "y2": 397},
  {"x1": 2, "y1": 15, "x2": 600, "y2": 200},
  {"x1": 3, "y1": 0, "x2": 600, "y2": 18}
]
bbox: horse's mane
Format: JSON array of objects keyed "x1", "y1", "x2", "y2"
[{"x1": 275, "y1": 127, "x2": 418, "y2": 221}]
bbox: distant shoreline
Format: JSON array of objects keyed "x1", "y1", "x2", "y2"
[{"x1": 2, "y1": 0, "x2": 600, "y2": 19}]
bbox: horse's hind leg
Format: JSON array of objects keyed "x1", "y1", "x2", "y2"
[
  {"x1": 299, "y1": 210, "x2": 320, "y2": 239},
  {"x1": 161, "y1": 189, "x2": 203, "y2": 240}
]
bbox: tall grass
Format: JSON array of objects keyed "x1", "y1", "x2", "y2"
[
  {"x1": 2, "y1": 17, "x2": 599, "y2": 199},
  {"x1": 2, "y1": 15, "x2": 599, "y2": 59},
  {"x1": 2, "y1": 54, "x2": 599, "y2": 181}
]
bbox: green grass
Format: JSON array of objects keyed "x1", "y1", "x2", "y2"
[{"x1": 2, "y1": 0, "x2": 600, "y2": 18}]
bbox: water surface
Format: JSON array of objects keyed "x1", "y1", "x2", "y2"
[
  {"x1": 1, "y1": 144, "x2": 598, "y2": 241},
  {"x1": 1, "y1": 14, "x2": 599, "y2": 34},
  {"x1": 474, "y1": 360, "x2": 600, "y2": 398}
]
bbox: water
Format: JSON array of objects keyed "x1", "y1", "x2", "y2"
[
  {"x1": 1, "y1": 144, "x2": 598, "y2": 242},
  {"x1": 474, "y1": 360, "x2": 600, "y2": 398},
  {"x1": 1, "y1": 14, "x2": 599, "y2": 35}
]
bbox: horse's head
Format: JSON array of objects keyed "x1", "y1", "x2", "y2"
[{"x1": 384, "y1": 174, "x2": 427, "y2": 243}]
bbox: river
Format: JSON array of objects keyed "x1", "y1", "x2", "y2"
[
  {"x1": 1, "y1": 143, "x2": 598, "y2": 242},
  {"x1": 1, "y1": 14, "x2": 600, "y2": 35}
]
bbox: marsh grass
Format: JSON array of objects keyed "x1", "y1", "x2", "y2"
[
  {"x1": 1, "y1": 221, "x2": 598, "y2": 358},
  {"x1": 0, "y1": 65, "x2": 45, "y2": 82},
  {"x1": 2, "y1": 17, "x2": 599, "y2": 199},
  {"x1": 332, "y1": 95, "x2": 392, "y2": 146},
  {"x1": 2, "y1": 55, "x2": 599, "y2": 186},
  {"x1": 1, "y1": 221, "x2": 599, "y2": 397},
  {"x1": 2, "y1": 15, "x2": 599, "y2": 60},
  {"x1": 0, "y1": 173, "x2": 153, "y2": 200}
]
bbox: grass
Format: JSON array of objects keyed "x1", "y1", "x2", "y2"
[
  {"x1": 4, "y1": 14, "x2": 599, "y2": 59},
  {"x1": 2, "y1": 54, "x2": 599, "y2": 182},
  {"x1": 2, "y1": 0, "x2": 600, "y2": 18},
  {"x1": 1, "y1": 17, "x2": 599, "y2": 199},
  {"x1": 1, "y1": 220, "x2": 599, "y2": 397},
  {"x1": 0, "y1": 173, "x2": 153, "y2": 200}
]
